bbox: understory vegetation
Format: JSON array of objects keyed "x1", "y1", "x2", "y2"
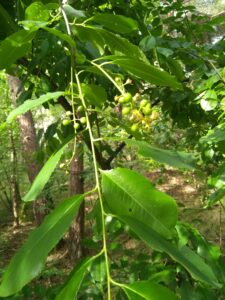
[{"x1": 0, "y1": 0, "x2": 225, "y2": 299}]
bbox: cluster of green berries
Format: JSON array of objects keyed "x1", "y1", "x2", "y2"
[
  {"x1": 62, "y1": 106, "x2": 86, "y2": 130},
  {"x1": 114, "y1": 91, "x2": 159, "y2": 132}
]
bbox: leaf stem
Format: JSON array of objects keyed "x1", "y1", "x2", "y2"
[{"x1": 75, "y1": 72, "x2": 111, "y2": 299}]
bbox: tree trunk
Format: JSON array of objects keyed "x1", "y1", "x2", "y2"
[
  {"x1": 8, "y1": 75, "x2": 47, "y2": 225},
  {"x1": 9, "y1": 129, "x2": 21, "y2": 227},
  {"x1": 68, "y1": 141, "x2": 86, "y2": 260}
]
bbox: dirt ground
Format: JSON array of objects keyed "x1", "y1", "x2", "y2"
[{"x1": 147, "y1": 169, "x2": 224, "y2": 247}]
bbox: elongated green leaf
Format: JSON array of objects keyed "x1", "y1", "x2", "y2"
[
  {"x1": 209, "y1": 15, "x2": 225, "y2": 26},
  {"x1": 23, "y1": 136, "x2": 72, "y2": 202},
  {"x1": 122, "y1": 216, "x2": 220, "y2": 287},
  {"x1": 0, "y1": 29, "x2": 37, "y2": 70},
  {"x1": 126, "y1": 140, "x2": 198, "y2": 170},
  {"x1": 90, "y1": 14, "x2": 138, "y2": 34},
  {"x1": 44, "y1": 27, "x2": 76, "y2": 48},
  {"x1": 123, "y1": 281, "x2": 179, "y2": 300},
  {"x1": 102, "y1": 168, "x2": 177, "y2": 238},
  {"x1": 106, "y1": 56, "x2": 182, "y2": 89},
  {"x1": 0, "y1": 4, "x2": 18, "y2": 38},
  {"x1": 74, "y1": 26, "x2": 147, "y2": 61},
  {"x1": 7, "y1": 91, "x2": 64, "y2": 123},
  {"x1": 0, "y1": 194, "x2": 83, "y2": 297},
  {"x1": 56, "y1": 257, "x2": 94, "y2": 300},
  {"x1": 200, "y1": 123, "x2": 225, "y2": 144},
  {"x1": 207, "y1": 188, "x2": 225, "y2": 207}
]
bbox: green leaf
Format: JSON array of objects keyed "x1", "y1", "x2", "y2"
[
  {"x1": 102, "y1": 168, "x2": 177, "y2": 238},
  {"x1": 209, "y1": 15, "x2": 225, "y2": 26},
  {"x1": 207, "y1": 188, "x2": 225, "y2": 207},
  {"x1": 74, "y1": 26, "x2": 147, "y2": 61},
  {"x1": 0, "y1": 29, "x2": 37, "y2": 70},
  {"x1": 126, "y1": 140, "x2": 198, "y2": 170},
  {"x1": 25, "y1": 2, "x2": 49, "y2": 22},
  {"x1": 139, "y1": 35, "x2": 156, "y2": 51},
  {"x1": 106, "y1": 56, "x2": 182, "y2": 89},
  {"x1": 56, "y1": 257, "x2": 94, "y2": 300},
  {"x1": 81, "y1": 84, "x2": 107, "y2": 107},
  {"x1": 63, "y1": 4, "x2": 86, "y2": 18},
  {"x1": 44, "y1": 27, "x2": 76, "y2": 48},
  {"x1": 0, "y1": 194, "x2": 83, "y2": 297},
  {"x1": 208, "y1": 162, "x2": 225, "y2": 188},
  {"x1": 23, "y1": 136, "x2": 72, "y2": 202},
  {"x1": 7, "y1": 91, "x2": 64, "y2": 123},
  {"x1": 157, "y1": 47, "x2": 174, "y2": 57},
  {"x1": 200, "y1": 123, "x2": 225, "y2": 144},
  {"x1": 199, "y1": 90, "x2": 218, "y2": 111},
  {"x1": 0, "y1": 4, "x2": 18, "y2": 38},
  {"x1": 166, "y1": 58, "x2": 184, "y2": 81},
  {"x1": 90, "y1": 13, "x2": 138, "y2": 34},
  {"x1": 123, "y1": 281, "x2": 180, "y2": 300},
  {"x1": 122, "y1": 216, "x2": 220, "y2": 287}
]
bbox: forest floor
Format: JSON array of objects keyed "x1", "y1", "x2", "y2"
[{"x1": 0, "y1": 169, "x2": 224, "y2": 295}]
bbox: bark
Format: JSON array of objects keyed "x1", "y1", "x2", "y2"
[
  {"x1": 68, "y1": 141, "x2": 86, "y2": 260},
  {"x1": 9, "y1": 129, "x2": 21, "y2": 227},
  {"x1": 8, "y1": 75, "x2": 47, "y2": 225}
]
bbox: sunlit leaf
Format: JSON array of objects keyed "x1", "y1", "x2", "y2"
[
  {"x1": 102, "y1": 168, "x2": 177, "y2": 238},
  {"x1": 7, "y1": 91, "x2": 64, "y2": 123},
  {"x1": 123, "y1": 281, "x2": 179, "y2": 300},
  {"x1": 0, "y1": 194, "x2": 83, "y2": 297},
  {"x1": 0, "y1": 29, "x2": 37, "y2": 70},
  {"x1": 104, "y1": 56, "x2": 182, "y2": 89}
]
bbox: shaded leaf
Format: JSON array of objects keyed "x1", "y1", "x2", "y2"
[
  {"x1": 102, "y1": 168, "x2": 177, "y2": 238},
  {"x1": 126, "y1": 140, "x2": 198, "y2": 170},
  {"x1": 122, "y1": 216, "x2": 220, "y2": 287},
  {"x1": 7, "y1": 91, "x2": 64, "y2": 123},
  {"x1": 74, "y1": 26, "x2": 146, "y2": 61},
  {"x1": 56, "y1": 257, "x2": 94, "y2": 300},
  {"x1": 90, "y1": 13, "x2": 138, "y2": 34},
  {"x1": 81, "y1": 84, "x2": 107, "y2": 107},
  {"x1": 200, "y1": 123, "x2": 225, "y2": 144},
  {"x1": 44, "y1": 27, "x2": 76, "y2": 48},
  {"x1": 23, "y1": 136, "x2": 72, "y2": 202},
  {"x1": 0, "y1": 194, "x2": 84, "y2": 297},
  {"x1": 63, "y1": 4, "x2": 86, "y2": 18},
  {"x1": 0, "y1": 4, "x2": 18, "y2": 38},
  {"x1": 139, "y1": 35, "x2": 156, "y2": 51}
]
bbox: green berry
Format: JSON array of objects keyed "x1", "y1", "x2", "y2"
[
  {"x1": 119, "y1": 92, "x2": 132, "y2": 104},
  {"x1": 131, "y1": 123, "x2": 139, "y2": 132},
  {"x1": 65, "y1": 111, "x2": 72, "y2": 116},
  {"x1": 143, "y1": 107, "x2": 151, "y2": 116},
  {"x1": 77, "y1": 105, "x2": 84, "y2": 112},
  {"x1": 80, "y1": 117, "x2": 86, "y2": 124},
  {"x1": 140, "y1": 99, "x2": 149, "y2": 108},
  {"x1": 122, "y1": 107, "x2": 131, "y2": 115},
  {"x1": 74, "y1": 122, "x2": 80, "y2": 130},
  {"x1": 62, "y1": 119, "x2": 71, "y2": 126}
]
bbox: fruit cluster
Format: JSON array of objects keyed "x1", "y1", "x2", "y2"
[
  {"x1": 62, "y1": 106, "x2": 86, "y2": 130},
  {"x1": 114, "y1": 92, "x2": 159, "y2": 132}
]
